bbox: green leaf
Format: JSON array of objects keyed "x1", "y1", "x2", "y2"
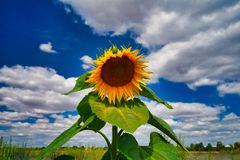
[
  {"x1": 53, "y1": 155, "x2": 74, "y2": 160},
  {"x1": 148, "y1": 113, "x2": 186, "y2": 151},
  {"x1": 101, "y1": 150, "x2": 111, "y2": 160},
  {"x1": 101, "y1": 150, "x2": 128, "y2": 160},
  {"x1": 37, "y1": 116, "x2": 94, "y2": 160},
  {"x1": 64, "y1": 73, "x2": 92, "y2": 95},
  {"x1": 118, "y1": 132, "x2": 180, "y2": 160},
  {"x1": 146, "y1": 132, "x2": 180, "y2": 160},
  {"x1": 77, "y1": 93, "x2": 106, "y2": 130},
  {"x1": 118, "y1": 133, "x2": 144, "y2": 160},
  {"x1": 140, "y1": 85, "x2": 173, "y2": 109},
  {"x1": 89, "y1": 95, "x2": 149, "y2": 133}
]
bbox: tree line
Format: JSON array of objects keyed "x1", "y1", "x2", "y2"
[{"x1": 187, "y1": 141, "x2": 240, "y2": 151}]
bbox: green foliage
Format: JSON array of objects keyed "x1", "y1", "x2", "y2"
[
  {"x1": 234, "y1": 142, "x2": 240, "y2": 150},
  {"x1": 53, "y1": 154, "x2": 75, "y2": 160},
  {"x1": 140, "y1": 84, "x2": 173, "y2": 109},
  {"x1": 206, "y1": 143, "x2": 213, "y2": 151},
  {"x1": 40, "y1": 84, "x2": 185, "y2": 160},
  {"x1": 41, "y1": 65, "x2": 189, "y2": 160},
  {"x1": 64, "y1": 73, "x2": 92, "y2": 95},
  {"x1": 148, "y1": 113, "x2": 186, "y2": 150},
  {"x1": 37, "y1": 117, "x2": 94, "y2": 160},
  {"x1": 39, "y1": 85, "x2": 184, "y2": 160},
  {"x1": 77, "y1": 92, "x2": 106, "y2": 130},
  {"x1": 188, "y1": 142, "x2": 205, "y2": 151},
  {"x1": 88, "y1": 95, "x2": 149, "y2": 133},
  {"x1": 216, "y1": 141, "x2": 225, "y2": 151},
  {"x1": 101, "y1": 149, "x2": 111, "y2": 160},
  {"x1": 188, "y1": 142, "x2": 240, "y2": 152},
  {"x1": 0, "y1": 137, "x2": 32, "y2": 160},
  {"x1": 197, "y1": 142, "x2": 205, "y2": 151},
  {"x1": 118, "y1": 132, "x2": 180, "y2": 160}
]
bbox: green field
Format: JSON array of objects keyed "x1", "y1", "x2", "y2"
[
  {"x1": 182, "y1": 151, "x2": 240, "y2": 160},
  {"x1": 1, "y1": 147, "x2": 240, "y2": 160},
  {"x1": 1, "y1": 138, "x2": 240, "y2": 160}
]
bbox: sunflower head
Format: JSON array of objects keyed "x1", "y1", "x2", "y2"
[{"x1": 86, "y1": 46, "x2": 151, "y2": 104}]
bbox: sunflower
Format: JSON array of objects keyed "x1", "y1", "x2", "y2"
[{"x1": 86, "y1": 46, "x2": 150, "y2": 104}]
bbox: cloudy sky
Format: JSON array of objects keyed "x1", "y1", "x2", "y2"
[{"x1": 0, "y1": 0, "x2": 240, "y2": 147}]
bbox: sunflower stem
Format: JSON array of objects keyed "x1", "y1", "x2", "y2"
[
  {"x1": 111, "y1": 125, "x2": 118, "y2": 160},
  {"x1": 81, "y1": 128, "x2": 111, "y2": 149}
]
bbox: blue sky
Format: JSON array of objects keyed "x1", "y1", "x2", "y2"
[{"x1": 0, "y1": 0, "x2": 240, "y2": 147}]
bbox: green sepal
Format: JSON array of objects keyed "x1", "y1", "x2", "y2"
[
  {"x1": 88, "y1": 95, "x2": 149, "y2": 133},
  {"x1": 118, "y1": 132, "x2": 180, "y2": 160},
  {"x1": 148, "y1": 113, "x2": 187, "y2": 151},
  {"x1": 140, "y1": 84, "x2": 173, "y2": 109},
  {"x1": 77, "y1": 92, "x2": 105, "y2": 130},
  {"x1": 64, "y1": 73, "x2": 92, "y2": 95},
  {"x1": 37, "y1": 116, "x2": 94, "y2": 160}
]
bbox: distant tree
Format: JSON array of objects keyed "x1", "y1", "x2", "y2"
[
  {"x1": 206, "y1": 143, "x2": 213, "y2": 151},
  {"x1": 226, "y1": 144, "x2": 234, "y2": 151},
  {"x1": 188, "y1": 141, "x2": 240, "y2": 152},
  {"x1": 216, "y1": 141, "x2": 225, "y2": 151},
  {"x1": 234, "y1": 142, "x2": 240, "y2": 150},
  {"x1": 195, "y1": 142, "x2": 204, "y2": 151},
  {"x1": 198, "y1": 142, "x2": 204, "y2": 151},
  {"x1": 189, "y1": 144, "x2": 195, "y2": 151}
]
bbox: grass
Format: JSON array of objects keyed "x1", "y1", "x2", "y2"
[
  {"x1": 184, "y1": 151, "x2": 240, "y2": 160},
  {"x1": 2, "y1": 148, "x2": 240, "y2": 160},
  {"x1": 47, "y1": 147, "x2": 106, "y2": 160},
  {"x1": 1, "y1": 137, "x2": 240, "y2": 160},
  {"x1": 0, "y1": 137, "x2": 31, "y2": 160}
]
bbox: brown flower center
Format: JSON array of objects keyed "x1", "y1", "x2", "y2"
[{"x1": 101, "y1": 56, "x2": 134, "y2": 86}]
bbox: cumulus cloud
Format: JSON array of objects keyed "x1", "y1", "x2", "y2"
[
  {"x1": 134, "y1": 101, "x2": 240, "y2": 146},
  {"x1": 80, "y1": 55, "x2": 94, "y2": 70},
  {"x1": 59, "y1": 0, "x2": 158, "y2": 35},
  {"x1": 146, "y1": 21, "x2": 240, "y2": 84},
  {"x1": 0, "y1": 114, "x2": 80, "y2": 146},
  {"x1": 217, "y1": 82, "x2": 240, "y2": 96},
  {"x1": 187, "y1": 78, "x2": 220, "y2": 90},
  {"x1": 0, "y1": 111, "x2": 42, "y2": 121},
  {"x1": 0, "y1": 113, "x2": 110, "y2": 147},
  {"x1": 0, "y1": 65, "x2": 91, "y2": 114},
  {"x1": 39, "y1": 42, "x2": 57, "y2": 53},
  {"x1": 1, "y1": 101, "x2": 239, "y2": 146},
  {"x1": 60, "y1": 0, "x2": 240, "y2": 88},
  {"x1": 0, "y1": 66, "x2": 239, "y2": 146}
]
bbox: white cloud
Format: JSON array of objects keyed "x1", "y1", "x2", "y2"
[
  {"x1": 64, "y1": 5, "x2": 72, "y2": 14},
  {"x1": 60, "y1": 0, "x2": 240, "y2": 88},
  {"x1": 0, "y1": 114, "x2": 80, "y2": 146},
  {"x1": 0, "y1": 111, "x2": 42, "y2": 121},
  {"x1": 187, "y1": 78, "x2": 220, "y2": 90},
  {"x1": 134, "y1": 101, "x2": 240, "y2": 146},
  {"x1": 146, "y1": 21, "x2": 240, "y2": 84},
  {"x1": 80, "y1": 55, "x2": 94, "y2": 70},
  {"x1": 0, "y1": 65, "x2": 74, "y2": 92},
  {"x1": 0, "y1": 66, "x2": 239, "y2": 146},
  {"x1": 1, "y1": 100, "x2": 239, "y2": 146},
  {"x1": 217, "y1": 82, "x2": 240, "y2": 96},
  {"x1": 136, "y1": 1, "x2": 240, "y2": 47},
  {"x1": 59, "y1": 0, "x2": 157, "y2": 35},
  {"x1": 0, "y1": 113, "x2": 111, "y2": 147},
  {"x1": 0, "y1": 65, "x2": 91, "y2": 114},
  {"x1": 39, "y1": 42, "x2": 57, "y2": 53}
]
